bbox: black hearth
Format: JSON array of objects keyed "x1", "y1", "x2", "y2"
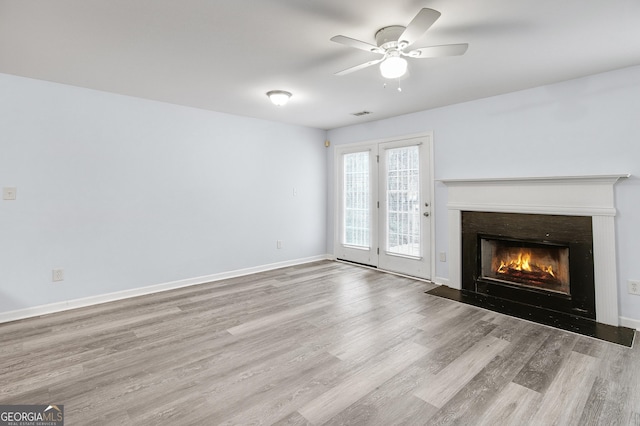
[{"x1": 461, "y1": 211, "x2": 595, "y2": 320}]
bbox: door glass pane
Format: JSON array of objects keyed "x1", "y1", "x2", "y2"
[
  {"x1": 386, "y1": 146, "x2": 420, "y2": 257},
  {"x1": 343, "y1": 152, "x2": 370, "y2": 248}
]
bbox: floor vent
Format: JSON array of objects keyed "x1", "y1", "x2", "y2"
[{"x1": 351, "y1": 111, "x2": 372, "y2": 117}]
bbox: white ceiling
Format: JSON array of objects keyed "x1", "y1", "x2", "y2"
[{"x1": 1, "y1": 0, "x2": 639, "y2": 130}]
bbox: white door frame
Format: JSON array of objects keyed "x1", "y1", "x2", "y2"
[{"x1": 333, "y1": 132, "x2": 435, "y2": 280}]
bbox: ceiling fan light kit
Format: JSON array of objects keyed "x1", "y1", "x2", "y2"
[
  {"x1": 266, "y1": 90, "x2": 292, "y2": 106},
  {"x1": 331, "y1": 8, "x2": 468, "y2": 80},
  {"x1": 379, "y1": 55, "x2": 408, "y2": 79}
]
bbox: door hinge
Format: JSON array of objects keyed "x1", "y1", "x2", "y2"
[
  {"x1": 376, "y1": 155, "x2": 379, "y2": 163},
  {"x1": 377, "y1": 201, "x2": 379, "y2": 208},
  {"x1": 377, "y1": 248, "x2": 380, "y2": 255}
]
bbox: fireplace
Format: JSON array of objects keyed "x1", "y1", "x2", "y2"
[
  {"x1": 462, "y1": 211, "x2": 595, "y2": 319},
  {"x1": 438, "y1": 174, "x2": 630, "y2": 328},
  {"x1": 433, "y1": 174, "x2": 633, "y2": 345}
]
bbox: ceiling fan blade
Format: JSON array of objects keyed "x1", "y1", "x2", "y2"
[
  {"x1": 335, "y1": 58, "x2": 384, "y2": 76},
  {"x1": 405, "y1": 43, "x2": 469, "y2": 58},
  {"x1": 398, "y1": 8, "x2": 441, "y2": 48},
  {"x1": 330, "y1": 35, "x2": 383, "y2": 54}
]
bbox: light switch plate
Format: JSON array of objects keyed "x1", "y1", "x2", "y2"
[{"x1": 3, "y1": 187, "x2": 17, "y2": 200}]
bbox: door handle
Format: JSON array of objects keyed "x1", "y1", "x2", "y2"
[{"x1": 423, "y1": 212, "x2": 430, "y2": 217}]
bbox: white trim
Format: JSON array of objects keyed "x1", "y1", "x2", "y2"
[
  {"x1": 428, "y1": 132, "x2": 436, "y2": 284},
  {"x1": 591, "y1": 216, "x2": 620, "y2": 326},
  {"x1": 0, "y1": 255, "x2": 329, "y2": 325},
  {"x1": 434, "y1": 276, "x2": 450, "y2": 287},
  {"x1": 439, "y1": 174, "x2": 629, "y2": 220},
  {"x1": 334, "y1": 259, "x2": 434, "y2": 284},
  {"x1": 441, "y1": 174, "x2": 630, "y2": 327},
  {"x1": 448, "y1": 209, "x2": 462, "y2": 291},
  {"x1": 438, "y1": 174, "x2": 631, "y2": 185},
  {"x1": 446, "y1": 203, "x2": 617, "y2": 217},
  {"x1": 340, "y1": 131, "x2": 436, "y2": 148},
  {"x1": 620, "y1": 316, "x2": 640, "y2": 331}
]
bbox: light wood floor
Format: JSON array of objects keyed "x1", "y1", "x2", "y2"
[{"x1": 1, "y1": 261, "x2": 639, "y2": 425}]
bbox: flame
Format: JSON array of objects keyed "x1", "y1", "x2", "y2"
[
  {"x1": 497, "y1": 250, "x2": 556, "y2": 277},
  {"x1": 544, "y1": 265, "x2": 556, "y2": 277},
  {"x1": 497, "y1": 251, "x2": 531, "y2": 272}
]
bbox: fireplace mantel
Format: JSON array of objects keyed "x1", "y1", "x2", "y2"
[
  {"x1": 440, "y1": 174, "x2": 630, "y2": 326},
  {"x1": 439, "y1": 174, "x2": 630, "y2": 216}
]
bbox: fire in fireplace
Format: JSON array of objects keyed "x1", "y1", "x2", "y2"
[{"x1": 480, "y1": 238, "x2": 570, "y2": 295}]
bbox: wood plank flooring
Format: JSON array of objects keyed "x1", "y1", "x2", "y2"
[{"x1": 1, "y1": 260, "x2": 639, "y2": 425}]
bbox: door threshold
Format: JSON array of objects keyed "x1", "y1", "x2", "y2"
[{"x1": 335, "y1": 259, "x2": 433, "y2": 284}]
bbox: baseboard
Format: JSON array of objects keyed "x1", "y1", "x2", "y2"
[
  {"x1": 620, "y1": 316, "x2": 640, "y2": 331},
  {"x1": 0, "y1": 254, "x2": 330, "y2": 325},
  {"x1": 433, "y1": 276, "x2": 450, "y2": 287}
]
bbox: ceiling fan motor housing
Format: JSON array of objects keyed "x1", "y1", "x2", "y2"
[{"x1": 375, "y1": 25, "x2": 406, "y2": 49}]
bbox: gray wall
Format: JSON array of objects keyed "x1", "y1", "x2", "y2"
[
  {"x1": 327, "y1": 65, "x2": 640, "y2": 323},
  {"x1": 0, "y1": 74, "x2": 327, "y2": 313}
]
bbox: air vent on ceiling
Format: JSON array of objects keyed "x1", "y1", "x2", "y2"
[{"x1": 351, "y1": 111, "x2": 372, "y2": 117}]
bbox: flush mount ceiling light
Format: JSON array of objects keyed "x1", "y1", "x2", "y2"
[
  {"x1": 379, "y1": 53, "x2": 408, "y2": 79},
  {"x1": 266, "y1": 90, "x2": 292, "y2": 106}
]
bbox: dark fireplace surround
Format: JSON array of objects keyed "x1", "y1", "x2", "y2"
[{"x1": 462, "y1": 211, "x2": 596, "y2": 320}]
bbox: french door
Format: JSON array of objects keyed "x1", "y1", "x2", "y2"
[{"x1": 335, "y1": 134, "x2": 433, "y2": 280}]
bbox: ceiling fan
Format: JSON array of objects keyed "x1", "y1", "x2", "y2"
[{"x1": 330, "y1": 8, "x2": 468, "y2": 79}]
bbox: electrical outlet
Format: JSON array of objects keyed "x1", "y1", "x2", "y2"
[
  {"x1": 52, "y1": 268, "x2": 64, "y2": 282},
  {"x1": 3, "y1": 187, "x2": 17, "y2": 200},
  {"x1": 629, "y1": 280, "x2": 640, "y2": 295},
  {"x1": 277, "y1": 240, "x2": 283, "y2": 249},
  {"x1": 439, "y1": 252, "x2": 447, "y2": 262}
]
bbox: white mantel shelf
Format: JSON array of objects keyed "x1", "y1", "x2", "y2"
[
  {"x1": 438, "y1": 174, "x2": 631, "y2": 184},
  {"x1": 440, "y1": 173, "x2": 631, "y2": 326},
  {"x1": 439, "y1": 174, "x2": 631, "y2": 217}
]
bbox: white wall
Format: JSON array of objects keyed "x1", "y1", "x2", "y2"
[
  {"x1": 0, "y1": 73, "x2": 327, "y2": 314},
  {"x1": 327, "y1": 65, "x2": 640, "y2": 323}
]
